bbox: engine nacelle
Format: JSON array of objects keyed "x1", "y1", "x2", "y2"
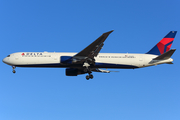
[{"x1": 66, "y1": 68, "x2": 85, "y2": 76}]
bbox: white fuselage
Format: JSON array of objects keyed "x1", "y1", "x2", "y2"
[{"x1": 3, "y1": 52, "x2": 173, "y2": 69}]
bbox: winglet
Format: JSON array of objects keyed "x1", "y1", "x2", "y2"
[{"x1": 153, "y1": 49, "x2": 176, "y2": 60}]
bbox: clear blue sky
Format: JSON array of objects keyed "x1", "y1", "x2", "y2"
[{"x1": 0, "y1": 0, "x2": 180, "y2": 120}]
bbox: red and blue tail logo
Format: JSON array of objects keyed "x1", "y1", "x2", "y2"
[{"x1": 147, "y1": 31, "x2": 177, "y2": 55}]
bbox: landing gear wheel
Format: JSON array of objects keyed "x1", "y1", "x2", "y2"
[
  {"x1": 12, "y1": 66, "x2": 16, "y2": 74},
  {"x1": 85, "y1": 74, "x2": 93, "y2": 80},
  {"x1": 86, "y1": 75, "x2": 90, "y2": 80},
  {"x1": 12, "y1": 70, "x2": 16, "y2": 73},
  {"x1": 89, "y1": 74, "x2": 93, "y2": 79}
]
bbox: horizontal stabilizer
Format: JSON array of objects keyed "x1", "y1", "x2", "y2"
[
  {"x1": 166, "y1": 62, "x2": 173, "y2": 64},
  {"x1": 153, "y1": 49, "x2": 176, "y2": 60}
]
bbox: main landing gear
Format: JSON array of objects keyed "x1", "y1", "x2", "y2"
[
  {"x1": 83, "y1": 67, "x2": 94, "y2": 80},
  {"x1": 86, "y1": 73, "x2": 94, "y2": 80},
  {"x1": 12, "y1": 66, "x2": 16, "y2": 73},
  {"x1": 83, "y1": 62, "x2": 94, "y2": 80}
]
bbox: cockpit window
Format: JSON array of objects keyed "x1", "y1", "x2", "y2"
[{"x1": 7, "y1": 55, "x2": 10, "y2": 57}]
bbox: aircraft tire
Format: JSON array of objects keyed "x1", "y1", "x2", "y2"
[
  {"x1": 12, "y1": 70, "x2": 16, "y2": 73},
  {"x1": 86, "y1": 75, "x2": 90, "y2": 80},
  {"x1": 89, "y1": 74, "x2": 93, "y2": 79}
]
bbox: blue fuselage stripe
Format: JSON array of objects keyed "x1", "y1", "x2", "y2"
[{"x1": 15, "y1": 63, "x2": 139, "y2": 69}]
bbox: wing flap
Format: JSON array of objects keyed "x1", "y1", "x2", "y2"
[
  {"x1": 91, "y1": 68, "x2": 111, "y2": 73},
  {"x1": 93, "y1": 42, "x2": 104, "y2": 57},
  {"x1": 91, "y1": 68, "x2": 119, "y2": 73}
]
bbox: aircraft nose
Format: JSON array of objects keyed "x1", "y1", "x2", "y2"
[{"x1": 2, "y1": 57, "x2": 9, "y2": 64}]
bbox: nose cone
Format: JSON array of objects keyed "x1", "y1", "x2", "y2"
[{"x1": 2, "y1": 57, "x2": 9, "y2": 65}]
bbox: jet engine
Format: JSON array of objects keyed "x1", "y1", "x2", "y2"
[{"x1": 66, "y1": 68, "x2": 85, "y2": 76}]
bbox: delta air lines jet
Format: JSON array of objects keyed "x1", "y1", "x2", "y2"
[{"x1": 3, "y1": 30, "x2": 177, "y2": 80}]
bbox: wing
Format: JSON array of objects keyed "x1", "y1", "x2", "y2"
[
  {"x1": 91, "y1": 68, "x2": 110, "y2": 73},
  {"x1": 72, "y1": 30, "x2": 114, "y2": 64},
  {"x1": 91, "y1": 68, "x2": 119, "y2": 73}
]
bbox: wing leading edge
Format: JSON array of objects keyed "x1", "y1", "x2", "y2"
[
  {"x1": 74, "y1": 30, "x2": 114, "y2": 59},
  {"x1": 68, "y1": 30, "x2": 114, "y2": 80}
]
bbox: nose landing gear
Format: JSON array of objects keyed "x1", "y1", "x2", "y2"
[{"x1": 12, "y1": 66, "x2": 16, "y2": 73}]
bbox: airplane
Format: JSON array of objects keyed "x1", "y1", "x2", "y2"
[{"x1": 2, "y1": 30, "x2": 177, "y2": 80}]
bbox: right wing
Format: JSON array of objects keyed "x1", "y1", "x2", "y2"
[{"x1": 91, "y1": 68, "x2": 119, "y2": 73}]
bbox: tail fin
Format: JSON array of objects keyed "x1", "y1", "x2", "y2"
[{"x1": 146, "y1": 31, "x2": 177, "y2": 55}]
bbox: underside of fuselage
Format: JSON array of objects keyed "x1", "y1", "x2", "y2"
[{"x1": 14, "y1": 62, "x2": 139, "y2": 69}]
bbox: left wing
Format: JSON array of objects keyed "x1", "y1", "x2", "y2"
[{"x1": 72, "y1": 30, "x2": 114, "y2": 64}]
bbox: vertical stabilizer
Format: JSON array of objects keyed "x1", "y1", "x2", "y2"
[{"x1": 146, "y1": 31, "x2": 177, "y2": 55}]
